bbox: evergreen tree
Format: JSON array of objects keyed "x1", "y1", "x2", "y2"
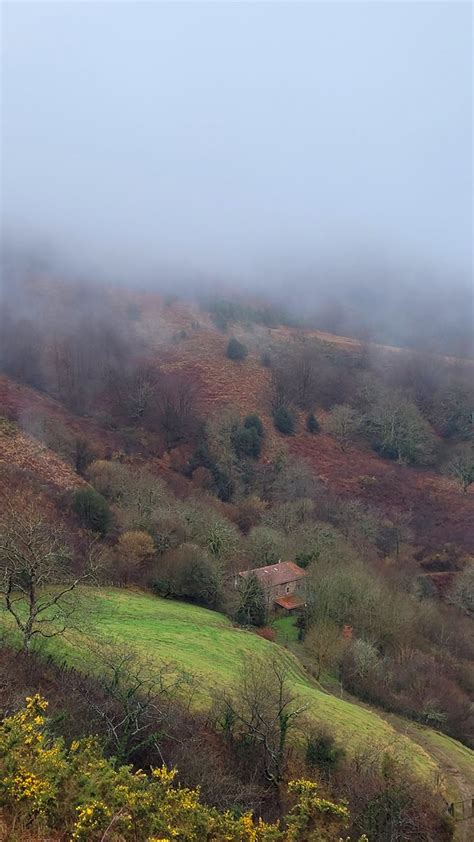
[
  {"x1": 244, "y1": 414, "x2": 265, "y2": 438},
  {"x1": 226, "y1": 337, "x2": 248, "y2": 361},
  {"x1": 73, "y1": 488, "x2": 111, "y2": 535},
  {"x1": 273, "y1": 406, "x2": 295, "y2": 435},
  {"x1": 232, "y1": 425, "x2": 262, "y2": 458},
  {"x1": 306, "y1": 412, "x2": 320, "y2": 434}
]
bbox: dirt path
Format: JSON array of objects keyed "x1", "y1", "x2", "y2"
[{"x1": 380, "y1": 714, "x2": 473, "y2": 841}]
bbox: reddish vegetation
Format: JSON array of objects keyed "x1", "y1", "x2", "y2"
[
  {"x1": 0, "y1": 375, "x2": 122, "y2": 495},
  {"x1": 288, "y1": 429, "x2": 474, "y2": 553},
  {"x1": 0, "y1": 375, "x2": 120, "y2": 455},
  {"x1": 160, "y1": 330, "x2": 272, "y2": 417},
  {"x1": 1, "y1": 288, "x2": 473, "y2": 555},
  {"x1": 0, "y1": 428, "x2": 83, "y2": 493},
  {"x1": 155, "y1": 318, "x2": 474, "y2": 555},
  {"x1": 421, "y1": 571, "x2": 457, "y2": 596},
  {"x1": 255, "y1": 626, "x2": 276, "y2": 642}
]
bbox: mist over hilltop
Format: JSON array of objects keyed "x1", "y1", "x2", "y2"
[{"x1": 1, "y1": 2, "x2": 472, "y2": 353}]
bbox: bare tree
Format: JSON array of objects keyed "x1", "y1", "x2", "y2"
[
  {"x1": 126, "y1": 364, "x2": 159, "y2": 423},
  {"x1": 444, "y1": 444, "x2": 474, "y2": 493},
  {"x1": 270, "y1": 365, "x2": 293, "y2": 412},
  {"x1": 74, "y1": 643, "x2": 196, "y2": 764},
  {"x1": 378, "y1": 507, "x2": 413, "y2": 559},
  {"x1": 270, "y1": 344, "x2": 318, "y2": 412},
  {"x1": 0, "y1": 501, "x2": 92, "y2": 653},
  {"x1": 304, "y1": 621, "x2": 343, "y2": 680},
  {"x1": 215, "y1": 657, "x2": 307, "y2": 786},
  {"x1": 365, "y1": 391, "x2": 435, "y2": 464},
  {"x1": 288, "y1": 342, "x2": 319, "y2": 410},
  {"x1": 448, "y1": 563, "x2": 474, "y2": 616},
  {"x1": 326, "y1": 404, "x2": 360, "y2": 452},
  {"x1": 153, "y1": 371, "x2": 199, "y2": 449}
]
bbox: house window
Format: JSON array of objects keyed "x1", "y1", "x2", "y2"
[{"x1": 286, "y1": 586, "x2": 290, "y2": 594}]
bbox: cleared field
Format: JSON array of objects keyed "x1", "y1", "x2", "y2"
[{"x1": 4, "y1": 585, "x2": 472, "y2": 788}]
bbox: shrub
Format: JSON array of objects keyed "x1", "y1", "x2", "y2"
[
  {"x1": 306, "y1": 412, "x2": 320, "y2": 434},
  {"x1": 152, "y1": 544, "x2": 223, "y2": 609},
  {"x1": 448, "y1": 563, "x2": 474, "y2": 616},
  {"x1": 235, "y1": 496, "x2": 265, "y2": 533},
  {"x1": 306, "y1": 730, "x2": 345, "y2": 777},
  {"x1": 244, "y1": 413, "x2": 265, "y2": 438},
  {"x1": 364, "y1": 393, "x2": 436, "y2": 464},
  {"x1": 443, "y1": 444, "x2": 474, "y2": 492},
  {"x1": 226, "y1": 337, "x2": 248, "y2": 361},
  {"x1": 326, "y1": 404, "x2": 359, "y2": 451},
  {"x1": 116, "y1": 530, "x2": 156, "y2": 580},
  {"x1": 231, "y1": 415, "x2": 264, "y2": 460},
  {"x1": 0, "y1": 695, "x2": 357, "y2": 842},
  {"x1": 273, "y1": 406, "x2": 295, "y2": 435},
  {"x1": 294, "y1": 551, "x2": 317, "y2": 569},
  {"x1": 212, "y1": 466, "x2": 234, "y2": 502},
  {"x1": 0, "y1": 416, "x2": 17, "y2": 437},
  {"x1": 74, "y1": 437, "x2": 95, "y2": 475},
  {"x1": 256, "y1": 626, "x2": 276, "y2": 642},
  {"x1": 73, "y1": 488, "x2": 111, "y2": 535},
  {"x1": 233, "y1": 426, "x2": 262, "y2": 459}
]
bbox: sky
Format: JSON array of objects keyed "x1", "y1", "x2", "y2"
[{"x1": 1, "y1": 1, "x2": 472, "y2": 287}]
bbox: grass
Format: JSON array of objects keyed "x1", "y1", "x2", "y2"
[
  {"x1": 272, "y1": 615, "x2": 299, "y2": 645},
  {"x1": 3, "y1": 586, "x2": 473, "y2": 787},
  {"x1": 386, "y1": 715, "x2": 474, "y2": 804}
]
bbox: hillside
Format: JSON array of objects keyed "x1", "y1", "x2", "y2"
[
  {"x1": 151, "y1": 302, "x2": 474, "y2": 554},
  {"x1": 4, "y1": 286, "x2": 472, "y2": 553},
  {"x1": 2, "y1": 585, "x2": 472, "y2": 799},
  {"x1": 2, "y1": 5, "x2": 472, "y2": 836},
  {"x1": 1, "y1": 283, "x2": 473, "y2": 840}
]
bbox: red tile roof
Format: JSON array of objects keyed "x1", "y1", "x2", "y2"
[
  {"x1": 274, "y1": 594, "x2": 306, "y2": 610},
  {"x1": 239, "y1": 561, "x2": 307, "y2": 589}
]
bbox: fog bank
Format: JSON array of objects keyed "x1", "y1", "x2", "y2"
[{"x1": 2, "y1": 2, "x2": 472, "y2": 284}]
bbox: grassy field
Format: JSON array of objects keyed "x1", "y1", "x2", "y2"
[{"x1": 3, "y1": 586, "x2": 473, "y2": 789}]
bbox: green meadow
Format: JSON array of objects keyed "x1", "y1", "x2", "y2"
[{"x1": 3, "y1": 585, "x2": 473, "y2": 790}]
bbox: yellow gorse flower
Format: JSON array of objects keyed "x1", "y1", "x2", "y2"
[{"x1": 0, "y1": 695, "x2": 365, "y2": 841}]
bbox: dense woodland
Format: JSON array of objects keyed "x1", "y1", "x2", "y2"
[{"x1": 0, "y1": 277, "x2": 473, "y2": 841}]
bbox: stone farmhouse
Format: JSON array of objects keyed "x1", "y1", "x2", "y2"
[{"x1": 238, "y1": 560, "x2": 307, "y2": 614}]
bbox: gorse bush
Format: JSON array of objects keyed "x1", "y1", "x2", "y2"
[{"x1": 0, "y1": 695, "x2": 364, "y2": 841}]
